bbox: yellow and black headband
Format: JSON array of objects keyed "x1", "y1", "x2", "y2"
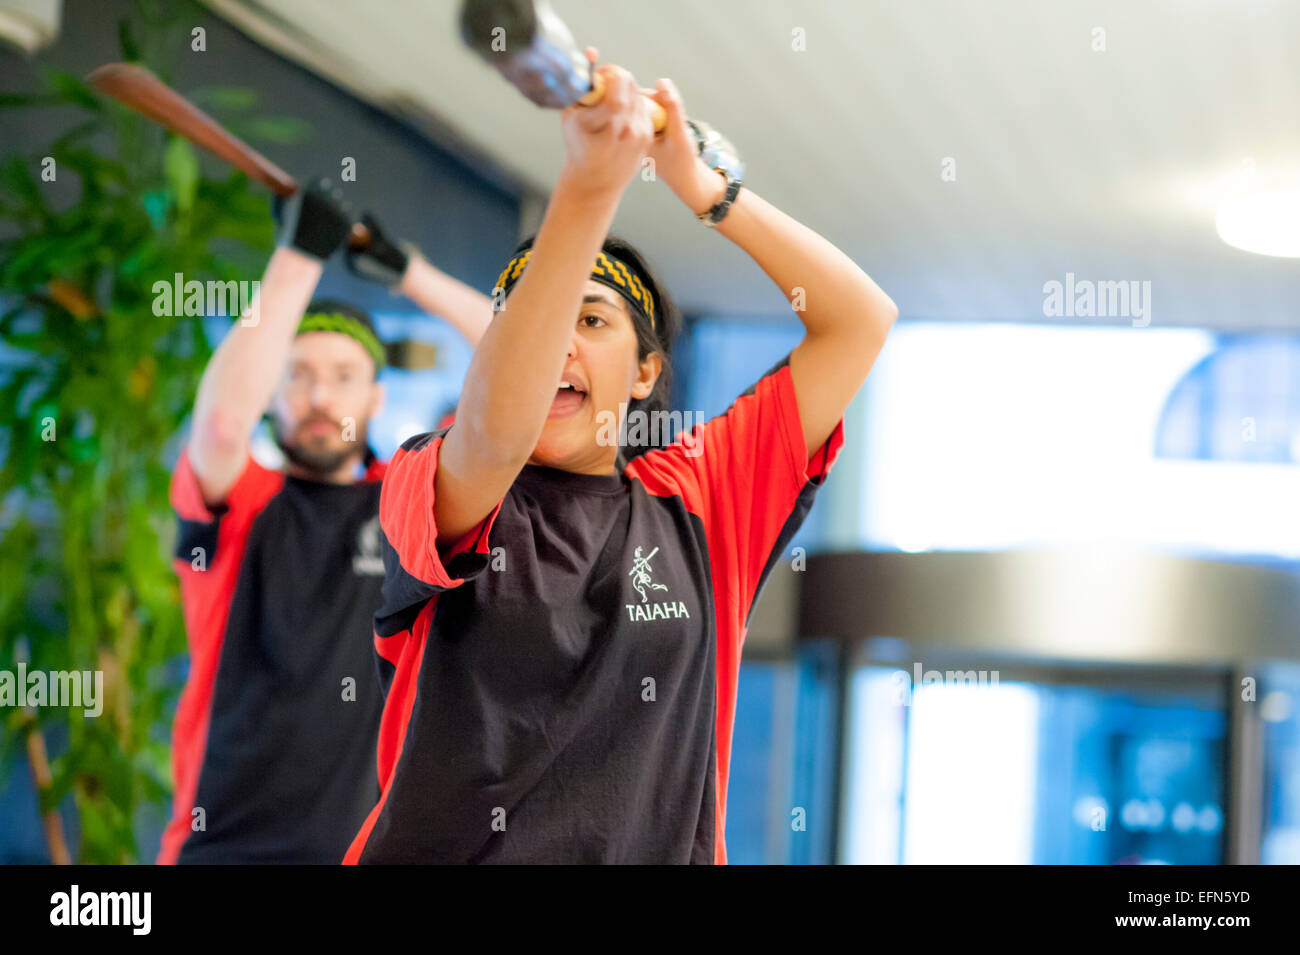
[{"x1": 494, "y1": 249, "x2": 658, "y2": 332}]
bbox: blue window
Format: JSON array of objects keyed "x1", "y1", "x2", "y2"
[
  {"x1": 1156, "y1": 335, "x2": 1300, "y2": 464},
  {"x1": 841, "y1": 661, "x2": 1227, "y2": 864},
  {"x1": 726, "y1": 640, "x2": 839, "y2": 864}
]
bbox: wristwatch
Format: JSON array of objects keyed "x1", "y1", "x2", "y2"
[
  {"x1": 696, "y1": 169, "x2": 742, "y2": 228},
  {"x1": 688, "y1": 119, "x2": 744, "y2": 228}
]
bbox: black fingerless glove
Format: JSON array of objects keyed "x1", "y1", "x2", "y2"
[
  {"x1": 346, "y1": 213, "x2": 412, "y2": 289},
  {"x1": 274, "y1": 177, "x2": 353, "y2": 260}
]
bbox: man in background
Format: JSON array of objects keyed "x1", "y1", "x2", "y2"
[{"x1": 159, "y1": 181, "x2": 492, "y2": 863}]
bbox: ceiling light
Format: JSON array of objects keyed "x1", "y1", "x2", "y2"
[{"x1": 1215, "y1": 190, "x2": 1300, "y2": 257}]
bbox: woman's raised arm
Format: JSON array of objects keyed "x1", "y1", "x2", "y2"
[
  {"x1": 647, "y1": 80, "x2": 899, "y2": 460},
  {"x1": 431, "y1": 64, "x2": 657, "y2": 546}
]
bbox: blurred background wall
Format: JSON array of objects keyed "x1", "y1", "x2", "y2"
[{"x1": 2, "y1": 0, "x2": 1298, "y2": 864}]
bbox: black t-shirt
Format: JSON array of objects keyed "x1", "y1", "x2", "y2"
[
  {"x1": 346, "y1": 357, "x2": 844, "y2": 864},
  {"x1": 159, "y1": 453, "x2": 387, "y2": 864}
]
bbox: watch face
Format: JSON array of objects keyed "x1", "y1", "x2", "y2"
[{"x1": 689, "y1": 118, "x2": 745, "y2": 182}]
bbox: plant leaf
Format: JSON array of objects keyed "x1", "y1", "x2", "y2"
[
  {"x1": 117, "y1": 20, "x2": 140, "y2": 62},
  {"x1": 45, "y1": 71, "x2": 103, "y2": 112},
  {"x1": 163, "y1": 137, "x2": 198, "y2": 216}
]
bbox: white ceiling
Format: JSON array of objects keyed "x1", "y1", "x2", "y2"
[{"x1": 205, "y1": 0, "x2": 1300, "y2": 330}]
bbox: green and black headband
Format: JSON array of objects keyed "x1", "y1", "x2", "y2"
[
  {"x1": 494, "y1": 248, "x2": 658, "y2": 332},
  {"x1": 296, "y1": 307, "x2": 385, "y2": 369}
]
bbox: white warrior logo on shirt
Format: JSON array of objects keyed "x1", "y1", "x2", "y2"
[
  {"x1": 352, "y1": 515, "x2": 385, "y2": 576},
  {"x1": 628, "y1": 546, "x2": 668, "y2": 603},
  {"x1": 625, "y1": 545, "x2": 689, "y2": 623}
]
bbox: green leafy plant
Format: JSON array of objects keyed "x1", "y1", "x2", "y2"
[{"x1": 0, "y1": 1, "x2": 306, "y2": 862}]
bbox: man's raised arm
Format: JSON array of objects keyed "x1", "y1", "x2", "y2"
[{"x1": 187, "y1": 180, "x2": 353, "y2": 505}]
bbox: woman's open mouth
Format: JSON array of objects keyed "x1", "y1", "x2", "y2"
[{"x1": 549, "y1": 381, "x2": 587, "y2": 417}]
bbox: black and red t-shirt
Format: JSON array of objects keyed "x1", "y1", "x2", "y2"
[
  {"x1": 345, "y1": 356, "x2": 844, "y2": 864},
  {"x1": 158, "y1": 451, "x2": 388, "y2": 864}
]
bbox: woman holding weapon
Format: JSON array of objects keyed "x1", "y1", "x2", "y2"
[{"x1": 345, "y1": 59, "x2": 897, "y2": 864}]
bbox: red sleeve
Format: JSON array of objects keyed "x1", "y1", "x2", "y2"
[
  {"x1": 374, "y1": 430, "x2": 504, "y2": 637},
  {"x1": 171, "y1": 447, "x2": 282, "y2": 520},
  {"x1": 170, "y1": 449, "x2": 284, "y2": 645},
  {"x1": 624, "y1": 357, "x2": 845, "y2": 864},
  {"x1": 627, "y1": 359, "x2": 844, "y2": 638}
]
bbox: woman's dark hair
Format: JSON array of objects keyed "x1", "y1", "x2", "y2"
[{"x1": 508, "y1": 234, "x2": 682, "y2": 460}]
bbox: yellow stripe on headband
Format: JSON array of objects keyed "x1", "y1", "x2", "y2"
[{"x1": 494, "y1": 249, "x2": 657, "y2": 331}]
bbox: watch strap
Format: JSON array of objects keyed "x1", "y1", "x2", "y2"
[{"x1": 698, "y1": 173, "x2": 742, "y2": 228}]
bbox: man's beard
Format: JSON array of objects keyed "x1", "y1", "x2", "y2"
[{"x1": 270, "y1": 414, "x2": 369, "y2": 479}]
